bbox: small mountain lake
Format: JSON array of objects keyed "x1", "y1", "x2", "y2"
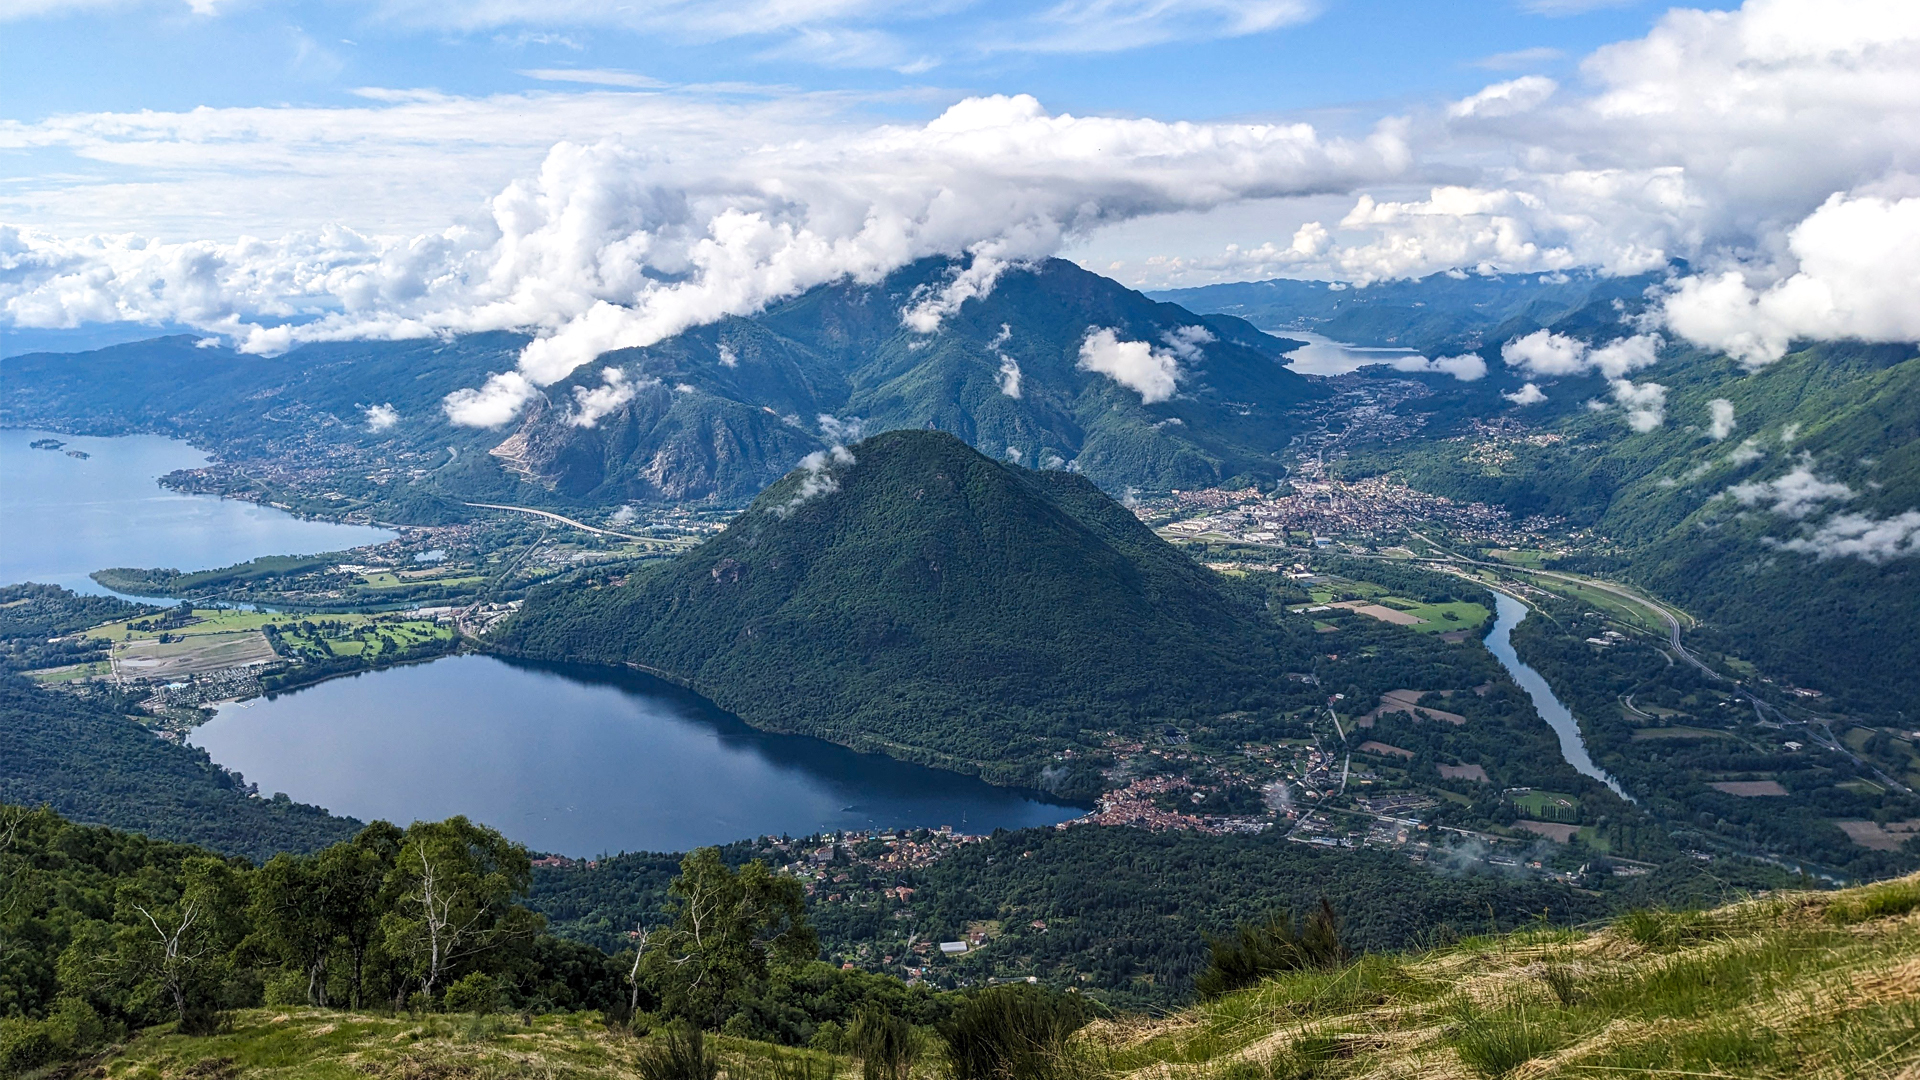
[{"x1": 194, "y1": 654, "x2": 1083, "y2": 855}]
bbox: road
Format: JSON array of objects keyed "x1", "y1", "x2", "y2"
[{"x1": 462, "y1": 502, "x2": 697, "y2": 545}]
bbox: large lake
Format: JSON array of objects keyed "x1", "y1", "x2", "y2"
[
  {"x1": 1, "y1": 428, "x2": 395, "y2": 595},
  {"x1": 195, "y1": 655, "x2": 1083, "y2": 855}
]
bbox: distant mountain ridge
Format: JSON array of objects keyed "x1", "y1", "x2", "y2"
[
  {"x1": 502, "y1": 257, "x2": 1322, "y2": 502},
  {"x1": 0, "y1": 259, "x2": 1322, "y2": 517},
  {"x1": 492, "y1": 429, "x2": 1316, "y2": 791},
  {"x1": 1151, "y1": 267, "x2": 1671, "y2": 356}
]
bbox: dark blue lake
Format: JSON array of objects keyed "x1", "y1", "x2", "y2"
[{"x1": 195, "y1": 653, "x2": 1083, "y2": 856}]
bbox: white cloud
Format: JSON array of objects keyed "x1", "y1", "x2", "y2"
[
  {"x1": 0, "y1": 93, "x2": 1407, "y2": 427},
  {"x1": 567, "y1": 366, "x2": 646, "y2": 427},
  {"x1": 1388, "y1": 353, "x2": 1487, "y2": 380},
  {"x1": 1608, "y1": 378, "x2": 1667, "y2": 432},
  {"x1": 365, "y1": 402, "x2": 399, "y2": 431},
  {"x1": 817, "y1": 414, "x2": 867, "y2": 442},
  {"x1": 1728, "y1": 437, "x2": 1765, "y2": 465},
  {"x1": 1502, "y1": 330, "x2": 1589, "y2": 376},
  {"x1": 777, "y1": 443, "x2": 856, "y2": 516},
  {"x1": 443, "y1": 370, "x2": 536, "y2": 428},
  {"x1": 1728, "y1": 465, "x2": 1854, "y2": 518},
  {"x1": 1777, "y1": 510, "x2": 1920, "y2": 562},
  {"x1": 518, "y1": 68, "x2": 666, "y2": 88},
  {"x1": 1472, "y1": 46, "x2": 1565, "y2": 71},
  {"x1": 1160, "y1": 324, "x2": 1214, "y2": 360},
  {"x1": 1447, "y1": 76, "x2": 1556, "y2": 120},
  {"x1": 1504, "y1": 381, "x2": 1548, "y2": 405},
  {"x1": 1660, "y1": 194, "x2": 1920, "y2": 365},
  {"x1": 1707, "y1": 398, "x2": 1735, "y2": 440},
  {"x1": 1500, "y1": 330, "x2": 1662, "y2": 380},
  {"x1": 1077, "y1": 327, "x2": 1181, "y2": 404},
  {"x1": 717, "y1": 343, "x2": 739, "y2": 368}
]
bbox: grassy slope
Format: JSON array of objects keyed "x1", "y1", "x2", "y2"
[{"x1": 86, "y1": 875, "x2": 1920, "y2": 1079}]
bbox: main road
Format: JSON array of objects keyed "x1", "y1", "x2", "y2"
[{"x1": 462, "y1": 502, "x2": 698, "y2": 546}]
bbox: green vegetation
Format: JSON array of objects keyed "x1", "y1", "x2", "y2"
[
  {"x1": 0, "y1": 583, "x2": 152, "y2": 674},
  {"x1": 497, "y1": 430, "x2": 1323, "y2": 792},
  {"x1": 91, "y1": 554, "x2": 343, "y2": 598},
  {"x1": 0, "y1": 677, "x2": 356, "y2": 860},
  {"x1": 21, "y1": 823, "x2": 1913, "y2": 1080}
]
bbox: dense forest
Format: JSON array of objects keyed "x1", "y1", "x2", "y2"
[
  {"x1": 527, "y1": 823, "x2": 1799, "y2": 1009},
  {"x1": 496, "y1": 430, "x2": 1326, "y2": 793}
]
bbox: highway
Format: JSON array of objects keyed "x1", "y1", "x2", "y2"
[{"x1": 462, "y1": 502, "x2": 698, "y2": 545}]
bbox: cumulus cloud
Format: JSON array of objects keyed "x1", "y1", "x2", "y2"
[
  {"x1": 1777, "y1": 510, "x2": 1920, "y2": 563},
  {"x1": 1728, "y1": 465, "x2": 1854, "y2": 518},
  {"x1": 1388, "y1": 353, "x2": 1487, "y2": 380},
  {"x1": 1505, "y1": 382, "x2": 1548, "y2": 405},
  {"x1": 1501, "y1": 330, "x2": 1663, "y2": 379},
  {"x1": 777, "y1": 444, "x2": 856, "y2": 516},
  {"x1": 1608, "y1": 378, "x2": 1667, "y2": 432},
  {"x1": 817, "y1": 413, "x2": 867, "y2": 442},
  {"x1": 0, "y1": 93, "x2": 1407, "y2": 428},
  {"x1": 1077, "y1": 327, "x2": 1182, "y2": 404},
  {"x1": 1661, "y1": 194, "x2": 1920, "y2": 365},
  {"x1": 1707, "y1": 398, "x2": 1735, "y2": 440},
  {"x1": 567, "y1": 367, "x2": 647, "y2": 427},
  {"x1": 364, "y1": 402, "x2": 399, "y2": 432},
  {"x1": 444, "y1": 371, "x2": 537, "y2": 428}
]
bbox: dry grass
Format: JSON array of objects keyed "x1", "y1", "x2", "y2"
[{"x1": 1074, "y1": 873, "x2": 1920, "y2": 1080}]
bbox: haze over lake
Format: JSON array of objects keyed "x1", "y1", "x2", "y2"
[
  {"x1": 1, "y1": 428, "x2": 394, "y2": 595},
  {"x1": 195, "y1": 654, "x2": 1083, "y2": 855}
]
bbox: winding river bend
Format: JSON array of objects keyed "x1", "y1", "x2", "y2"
[{"x1": 1482, "y1": 592, "x2": 1633, "y2": 800}]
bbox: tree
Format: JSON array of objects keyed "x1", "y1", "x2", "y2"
[
  {"x1": 380, "y1": 817, "x2": 532, "y2": 1004},
  {"x1": 323, "y1": 822, "x2": 401, "y2": 1010},
  {"x1": 104, "y1": 857, "x2": 248, "y2": 1031},
  {"x1": 641, "y1": 848, "x2": 817, "y2": 1028}
]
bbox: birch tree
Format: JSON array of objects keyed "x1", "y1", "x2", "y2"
[
  {"x1": 380, "y1": 817, "x2": 531, "y2": 1005},
  {"x1": 639, "y1": 847, "x2": 816, "y2": 1027}
]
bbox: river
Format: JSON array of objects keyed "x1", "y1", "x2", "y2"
[
  {"x1": 1, "y1": 428, "x2": 395, "y2": 595},
  {"x1": 1483, "y1": 592, "x2": 1633, "y2": 800},
  {"x1": 193, "y1": 654, "x2": 1082, "y2": 856}
]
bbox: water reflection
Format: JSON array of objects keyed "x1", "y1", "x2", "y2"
[{"x1": 195, "y1": 654, "x2": 1084, "y2": 855}]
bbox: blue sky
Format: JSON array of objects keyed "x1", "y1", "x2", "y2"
[{"x1": 1, "y1": 1, "x2": 1729, "y2": 126}]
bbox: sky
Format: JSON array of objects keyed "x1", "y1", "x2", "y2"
[{"x1": 2, "y1": 0, "x2": 1918, "y2": 413}]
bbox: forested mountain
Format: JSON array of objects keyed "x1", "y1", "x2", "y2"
[
  {"x1": 494, "y1": 429, "x2": 1320, "y2": 790},
  {"x1": 0, "y1": 259, "x2": 1320, "y2": 519}
]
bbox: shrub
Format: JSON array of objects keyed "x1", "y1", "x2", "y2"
[
  {"x1": 1194, "y1": 899, "x2": 1350, "y2": 999},
  {"x1": 850, "y1": 1008, "x2": 918, "y2": 1080},
  {"x1": 443, "y1": 972, "x2": 501, "y2": 1014},
  {"x1": 637, "y1": 1022, "x2": 719, "y2": 1080},
  {"x1": 941, "y1": 985, "x2": 1089, "y2": 1080},
  {"x1": 0, "y1": 1017, "x2": 54, "y2": 1075},
  {"x1": 1824, "y1": 878, "x2": 1920, "y2": 925}
]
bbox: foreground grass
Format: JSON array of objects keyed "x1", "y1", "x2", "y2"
[
  {"x1": 94, "y1": 1012, "x2": 843, "y2": 1080},
  {"x1": 1082, "y1": 872, "x2": 1920, "y2": 1080},
  {"x1": 81, "y1": 875, "x2": 1920, "y2": 1080}
]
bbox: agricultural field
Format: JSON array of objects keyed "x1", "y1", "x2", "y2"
[{"x1": 1509, "y1": 789, "x2": 1581, "y2": 822}]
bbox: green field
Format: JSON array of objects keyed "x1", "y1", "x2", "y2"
[
  {"x1": 1392, "y1": 599, "x2": 1490, "y2": 633},
  {"x1": 87, "y1": 608, "x2": 282, "y2": 642},
  {"x1": 26, "y1": 659, "x2": 113, "y2": 683},
  {"x1": 268, "y1": 616, "x2": 454, "y2": 659},
  {"x1": 1509, "y1": 789, "x2": 1581, "y2": 821}
]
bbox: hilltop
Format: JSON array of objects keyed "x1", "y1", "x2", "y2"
[{"x1": 493, "y1": 429, "x2": 1318, "y2": 792}]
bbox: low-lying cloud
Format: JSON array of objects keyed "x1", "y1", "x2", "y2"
[
  {"x1": 1077, "y1": 327, "x2": 1184, "y2": 404},
  {"x1": 1728, "y1": 465, "x2": 1854, "y2": 519}
]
